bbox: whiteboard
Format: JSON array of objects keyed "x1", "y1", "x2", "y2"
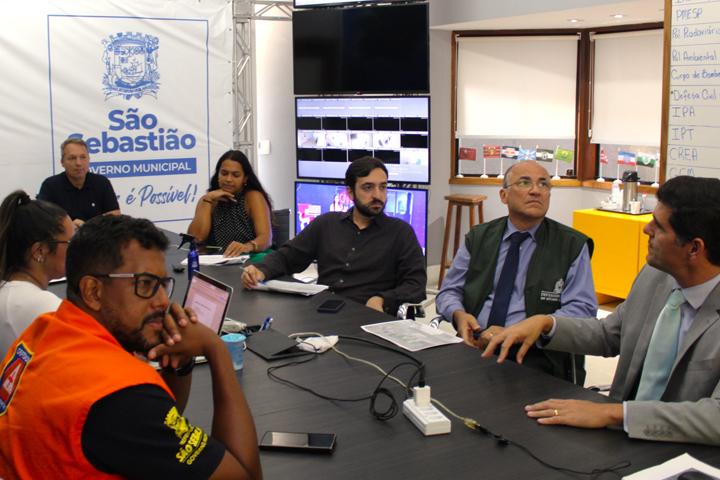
[{"x1": 663, "y1": 0, "x2": 720, "y2": 179}]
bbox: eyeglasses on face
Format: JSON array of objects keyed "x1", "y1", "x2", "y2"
[
  {"x1": 504, "y1": 178, "x2": 552, "y2": 191},
  {"x1": 92, "y1": 272, "x2": 175, "y2": 299}
]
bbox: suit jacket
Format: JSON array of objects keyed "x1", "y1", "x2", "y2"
[{"x1": 547, "y1": 265, "x2": 720, "y2": 445}]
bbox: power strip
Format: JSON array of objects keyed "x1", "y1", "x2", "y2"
[{"x1": 402, "y1": 387, "x2": 451, "y2": 436}]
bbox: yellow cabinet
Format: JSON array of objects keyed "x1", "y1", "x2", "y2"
[{"x1": 573, "y1": 209, "x2": 652, "y2": 299}]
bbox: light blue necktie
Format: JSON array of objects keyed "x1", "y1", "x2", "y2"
[{"x1": 635, "y1": 289, "x2": 686, "y2": 401}]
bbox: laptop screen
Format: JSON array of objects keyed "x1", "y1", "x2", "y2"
[{"x1": 182, "y1": 272, "x2": 233, "y2": 334}]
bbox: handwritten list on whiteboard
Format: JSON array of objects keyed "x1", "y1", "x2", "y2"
[{"x1": 667, "y1": 0, "x2": 720, "y2": 179}]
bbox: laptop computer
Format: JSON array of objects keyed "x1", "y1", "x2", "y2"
[{"x1": 183, "y1": 271, "x2": 233, "y2": 335}]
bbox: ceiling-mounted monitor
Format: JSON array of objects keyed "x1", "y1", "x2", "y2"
[
  {"x1": 296, "y1": 95, "x2": 430, "y2": 184},
  {"x1": 295, "y1": 181, "x2": 428, "y2": 254},
  {"x1": 292, "y1": 3, "x2": 429, "y2": 95}
]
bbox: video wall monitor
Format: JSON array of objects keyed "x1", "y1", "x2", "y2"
[
  {"x1": 292, "y1": 3, "x2": 429, "y2": 94},
  {"x1": 296, "y1": 96, "x2": 430, "y2": 184},
  {"x1": 294, "y1": 181, "x2": 428, "y2": 254}
]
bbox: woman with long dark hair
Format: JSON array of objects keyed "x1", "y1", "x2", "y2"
[
  {"x1": 0, "y1": 190, "x2": 73, "y2": 354},
  {"x1": 188, "y1": 150, "x2": 273, "y2": 257}
]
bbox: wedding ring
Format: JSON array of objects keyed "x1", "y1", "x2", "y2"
[
  {"x1": 553, "y1": 409, "x2": 559, "y2": 417},
  {"x1": 488, "y1": 333, "x2": 494, "y2": 338}
]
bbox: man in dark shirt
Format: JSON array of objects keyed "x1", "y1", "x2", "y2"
[
  {"x1": 242, "y1": 156, "x2": 426, "y2": 314},
  {"x1": 38, "y1": 137, "x2": 120, "y2": 227}
]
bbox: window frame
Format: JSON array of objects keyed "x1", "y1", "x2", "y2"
[{"x1": 449, "y1": 22, "x2": 664, "y2": 186}]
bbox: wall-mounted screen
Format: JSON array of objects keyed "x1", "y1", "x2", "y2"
[
  {"x1": 296, "y1": 96, "x2": 430, "y2": 184},
  {"x1": 292, "y1": 3, "x2": 429, "y2": 94},
  {"x1": 295, "y1": 181, "x2": 428, "y2": 254}
]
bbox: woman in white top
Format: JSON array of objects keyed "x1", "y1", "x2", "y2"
[{"x1": 0, "y1": 190, "x2": 74, "y2": 356}]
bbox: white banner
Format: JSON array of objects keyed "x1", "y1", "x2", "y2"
[{"x1": 0, "y1": 0, "x2": 233, "y2": 231}]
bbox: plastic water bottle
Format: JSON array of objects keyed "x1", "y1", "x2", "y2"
[{"x1": 187, "y1": 238, "x2": 200, "y2": 280}]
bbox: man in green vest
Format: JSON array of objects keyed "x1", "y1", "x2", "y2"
[{"x1": 435, "y1": 160, "x2": 597, "y2": 384}]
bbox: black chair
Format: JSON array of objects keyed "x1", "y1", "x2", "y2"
[{"x1": 271, "y1": 209, "x2": 291, "y2": 249}]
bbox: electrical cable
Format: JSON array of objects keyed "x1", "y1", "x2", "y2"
[
  {"x1": 266, "y1": 333, "x2": 425, "y2": 421},
  {"x1": 288, "y1": 332, "x2": 426, "y2": 390},
  {"x1": 270, "y1": 332, "x2": 630, "y2": 477},
  {"x1": 337, "y1": 335, "x2": 426, "y2": 385},
  {"x1": 429, "y1": 391, "x2": 631, "y2": 477}
]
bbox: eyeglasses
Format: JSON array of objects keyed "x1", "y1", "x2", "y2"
[
  {"x1": 504, "y1": 179, "x2": 552, "y2": 191},
  {"x1": 47, "y1": 240, "x2": 71, "y2": 246},
  {"x1": 92, "y1": 272, "x2": 175, "y2": 299}
]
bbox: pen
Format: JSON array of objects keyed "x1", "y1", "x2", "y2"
[{"x1": 260, "y1": 316, "x2": 273, "y2": 331}]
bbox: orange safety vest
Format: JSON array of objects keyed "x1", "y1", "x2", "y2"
[{"x1": 0, "y1": 300, "x2": 174, "y2": 479}]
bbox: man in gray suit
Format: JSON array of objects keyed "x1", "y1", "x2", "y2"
[{"x1": 483, "y1": 175, "x2": 720, "y2": 445}]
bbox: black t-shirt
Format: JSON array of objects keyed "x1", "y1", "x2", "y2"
[
  {"x1": 82, "y1": 384, "x2": 225, "y2": 479},
  {"x1": 37, "y1": 172, "x2": 119, "y2": 221}
]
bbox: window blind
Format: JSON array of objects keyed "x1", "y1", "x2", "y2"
[{"x1": 456, "y1": 35, "x2": 579, "y2": 139}]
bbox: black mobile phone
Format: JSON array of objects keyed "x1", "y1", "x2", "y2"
[
  {"x1": 317, "y1": 299, "x2": 345, "y2": 313},
  {"x1": 259, "y1": 431, "x2": 336, "y2": 453}
]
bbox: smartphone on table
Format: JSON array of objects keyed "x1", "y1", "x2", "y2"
[
  {"x1": 317, "y1": 299, "x2": 345, "y2": 313},
  {"x1": 259, "y1": 431, "x2": 336, "y2": 453}
]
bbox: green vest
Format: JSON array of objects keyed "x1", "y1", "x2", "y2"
[
  {"x1": 460, "y1": 217, "x2": 592, "y2": 385},
  {"x1": 462, "y1": 216, "x2": 591, "y2": 318}
]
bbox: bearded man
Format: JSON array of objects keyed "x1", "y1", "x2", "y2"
[{"x1": 242, "y1": 156, "x2": 425, "y2": 314}]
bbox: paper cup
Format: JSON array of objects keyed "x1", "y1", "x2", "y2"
[{"x1": 221, "y1": 333, "x2": 246, "y2": 371}]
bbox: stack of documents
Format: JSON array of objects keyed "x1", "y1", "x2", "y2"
[
  {"x1": 252, "y1": 280, "x2": 328, "y2": 296},
  {"x1": 293, "y1": 262, "x2": 319, "y2": 283},
  {"x1": 623, "y1": 453, "x2": 720, "y2": 479},
  {"x1": 181, "y1": 254, "x2": 249, "y2": 266},
  {"x1": 362, "y1": 320, "x2": 463, "y2": 352}
]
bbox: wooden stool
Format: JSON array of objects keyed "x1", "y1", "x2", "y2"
[{"x1": 438, "y1": 194, "x2": 487, "y2": 288}]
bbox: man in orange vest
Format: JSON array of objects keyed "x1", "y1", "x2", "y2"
[{"x1": 0, "y1": 215, "x2": 262, "y2": 479}]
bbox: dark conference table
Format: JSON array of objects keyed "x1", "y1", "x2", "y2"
[{"x1": 159, "y1": 249, "x2": 720, "y2": 480}]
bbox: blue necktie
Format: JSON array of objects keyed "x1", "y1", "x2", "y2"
[
  {"x1": 635, "y1": 289, "x2": 686, "y2": 401},
  {"x1": 486, "y1": 232, "x2": 530, "y2": 328}
]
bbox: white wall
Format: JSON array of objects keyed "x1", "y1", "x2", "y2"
[
  {"x1": 426, "y1": 29, "x2": 453, "y2": 265},
  {"x1": 254, "y1": 19, "x2": 296, "y2": 224}
]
